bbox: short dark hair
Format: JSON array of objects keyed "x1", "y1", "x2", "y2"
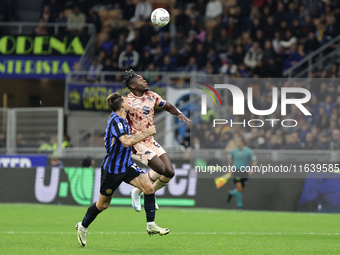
[
  {"x1": 122, "y1": 69, "x2": 137, "y2": 89},
  {"x1": 106, "y1": 92, "x2": 124, "y2": 112}
]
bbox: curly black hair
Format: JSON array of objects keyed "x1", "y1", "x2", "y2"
[{"x1": 122, "y1": 69, "x2": 137, "y2": 89}]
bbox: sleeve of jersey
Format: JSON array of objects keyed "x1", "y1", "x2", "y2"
[
  {"x1": 152, "y1": 92, "x2": 166, "y2": 108},
  {"x1": 111, "y1": 118, "x2": 128, "y2": 138}
]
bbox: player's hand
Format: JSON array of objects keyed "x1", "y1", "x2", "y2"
[
  {"x1": 147, "y1": 125, "x2": 156, "y2": 135},
  {"x1": 178, "y1": 113, "x2": 191, "y2": 122}
]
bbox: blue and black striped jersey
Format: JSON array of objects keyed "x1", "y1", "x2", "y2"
[{"x1": 101, "y1": 113, "x2": 133, "y2": 174}]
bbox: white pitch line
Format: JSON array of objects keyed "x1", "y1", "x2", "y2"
[{"x1": 2, "y1": 231, "x2": 340, "y2": 235}]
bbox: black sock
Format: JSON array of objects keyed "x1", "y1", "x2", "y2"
[
  {"x1": 81, "y1": 203, "x2": 102, "y2": 228},
  {"x1": 144, "y1": 193, "x2": 156, "y2": 222}
]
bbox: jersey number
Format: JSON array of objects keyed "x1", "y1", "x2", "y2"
[{"x1": 142, "y1": 105, "x2": 151, "y2": 115}]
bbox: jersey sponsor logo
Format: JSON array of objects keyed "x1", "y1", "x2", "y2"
[
  {"x1": 153, "y1": 142, "x2": 161, "y2": 148},
  {"x1": 146, "y1": 97, "x2": 153, "y2": 101},
  {"x1": 145, "y1": 151, "x2": 152, "y2": 155},
  {"x1": 142, "y1": 105, "x2": 151, "y2": 115}
]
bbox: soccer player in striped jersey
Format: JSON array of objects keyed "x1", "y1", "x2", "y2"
[
  {"x1": 227, "y1": 136, "x2": 257, "y2": 211},
  {"x1": 122, "y1": 69, "x2": 191, "y2": 212},
  {"x1": 76, "y1": 92, "x2": 169, "y2": 248}
]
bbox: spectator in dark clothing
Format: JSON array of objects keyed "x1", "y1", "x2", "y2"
[
  {"x1": 100, "y1": 33, "x2": 114, "y2": 55},
  {"x1": 274, "y1": 2, "x2": 285, "y2": 25},
  {"x1": 329, "y1": 129, "x2": 340, "y2": 150},
  {"x1": 153, "y1": 46, "x2": 165, "y2": 68},
  {"x1": 282, "y1": 43, "x2": 302, "y2": 73},
  {"x1": 173, "y1": 30, "x2": 186, "y2": 52},
  {"x1": 317, "y1": 107, "x2": 330, "y2": 130},
  {"x1": 159, "y1": 55, "x2": 175, "y2": 72},
  {"x1": 81, "y1": 156, "x2": 95, "y2": 168},
  {"x1": 131, "y1": 29, "x2": 145, "y2": 54},
  {"x1": 178, "y1": 44, "x2": 193, "y2": 68},
  {"x1": 184, "y1": 57, "x2": 198, "y2": 72},
  {"x1": 160, "y1": 32, "x2": 172, "y2": 55},
  {"x1": 196, "y1": 44, "x2": 207, "y2": 70},
  {"x1": 215, "y1": 29, "x2": 232, "y2": 55},
  {"x1": 291, "y1": 19, "x2": 302, "y2": 39},
  {"x1": 261, "y1": 57, "x2": 281, "y2": 77},
  {"x1": 301, "y1": 16, "x2": 316, "y2": 39},
  {"x1": 232, "y1": 45, "x2": 245, "y2": 66},
  {"x1": 316, "y1": 134, "x2": 330, "y2": 150},
  {"x1": 47, "y1": 0, "x2": 62, "y2": 21},
  {"x1": 226, "y1": 17, "x2": 241, "y2": 40},
  {"x1": 118, "y1": 44, "x2": 139, "y2": 70},
  {"x1": 262, "y1": 40, "x2": 275, "y2": 64},
  {"x1": 86, "y1": 9, "x2": 102, "y2": 33},
  {"x1": 282, "y1": 133, "x2": 302, "y2": 150},
  {"x1": 324, "y1": 15, "x2": 340, "y2": 43},
  {"x1": 138, "y1": 47, "x2": 153, "y2": 71},
  {"x1": 285, "y1": 2, "x2": 298, "y2": 26},
  {"x1": 122, "y1": 0, "x2": 135, "y2": 20},
  {"x1": 264, "y1": 16, "x2": 276, "y2": 39},
  {"x1": 302, "y1": 133, "x2": 316, "y2": 150},
  {"x1": 304, "y1": 31, "x2": 321, "y2": 55}
]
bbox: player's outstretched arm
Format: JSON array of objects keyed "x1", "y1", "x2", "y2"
[
  {"x1": 119, "y1": 125, "x2": 156, "y2": 147},
  {"x1": 162, "y1": 102, "x2": 191, "y2": 122}
]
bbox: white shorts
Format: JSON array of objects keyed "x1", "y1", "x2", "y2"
[{"x1": 131, "y1": 139, "x2": 166, "y2": 166}]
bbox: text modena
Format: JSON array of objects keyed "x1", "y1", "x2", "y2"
[{"x1": 0, "y1": 36, "x2": 85, "y2": 55}]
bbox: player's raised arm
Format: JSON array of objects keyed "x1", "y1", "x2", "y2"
[
  {"x1": 162, "y1": 102, "x2": 191, "y2": 122},
  {"x1": 119, "y1": 125, "x2": 156, "y2": 148}
]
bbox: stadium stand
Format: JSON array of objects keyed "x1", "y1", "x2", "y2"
[{"x1": 24, "y1": 0, "x2": 339, "y2": 151}]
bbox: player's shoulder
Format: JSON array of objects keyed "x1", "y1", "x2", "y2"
[
  {"x1": 145, "y1": 91, "x2": 159, "y2": 99},
  {"x1": 125, "y1": 92, "x2": 134, "y2": 100},
  {"x1": 109, "y1": 113, "x2": 125, "y2": 125}
]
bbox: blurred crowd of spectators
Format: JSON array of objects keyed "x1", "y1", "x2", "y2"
[
  {"x1": 188, "y1": 79, "x2": 340, "y2": 150},
  {"x1": 35, "y1": 0, "x2": 340, "y2": 81},
  {"x1": 14, "y1": 0, "x2": 338, "y2": 151}
]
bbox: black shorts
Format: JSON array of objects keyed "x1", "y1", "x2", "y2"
[
  {"x1": 100, "y1": 163, "x2": 144, "y2": 196},
  {"x1": 233, "y1": 177, "x2": 248, "y2": 187}
]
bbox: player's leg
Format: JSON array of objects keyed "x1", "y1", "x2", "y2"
[
  {"x1": 153, "y1": 153, "x2": 175, "y2": 192},
  {"x1": 128, "y1": 166, "x2": 169, "y2": 236},
  {"x1": 227, "y1": 177, "x2": 243, "y2": 204},
  {"x1": 131, "y1": 142, "x2": 165, "y2": 196},
  {"x1": 234, "y1": 181, "x2": 244, "y2": 210},
  {"x1": 76, "y1": 168, "x2": 121, "y2": 247},
  {"x1": 130, "y1": 145, "x2": 165, "y2": 211},
  {"x1": 76, "y1": 194, "x2": 112, "y2": 247}
]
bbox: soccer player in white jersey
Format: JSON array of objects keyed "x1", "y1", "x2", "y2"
[{"x1": 123, "y1": 69, "x2": 191, "y2": 211}]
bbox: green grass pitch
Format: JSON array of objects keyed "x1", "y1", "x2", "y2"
[{"x1": 1, "y1": 204, "x2": 340, "y2": 255}]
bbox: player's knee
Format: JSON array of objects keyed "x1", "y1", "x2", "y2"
[
  {"x1": 143, "y1": 184, "x2": 154, "y2": 195},
  {"x1": 97, "y1": 202, "x2": 110, "y2": 211},
  {"x1": 164, "y1": 167, "x2": 175, "y2": 178}
]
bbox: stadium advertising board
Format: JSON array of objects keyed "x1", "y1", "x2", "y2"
[
  {"x1": 0, "y1": 35, "x2": 89, "y2": 79},
  {"x1": 4, "y1": 163, "x2": 338, "y2": 212},
  {"x1": 0, "y1": 155, "x2": 47, "y2": 167},
  {"x1": 67, "y1": 83, "x2": 166, "y2": 111},
  {"x1": 0, "y1": 165, "x2": 196, "y2": 207}
]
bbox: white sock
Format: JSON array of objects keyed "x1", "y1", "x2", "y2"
[
  {"x1": 147, "y1": 221, "x2": 155, "y2": 227},
  {"x1": 134, "y1": 188, "x2": 143, "y2": 195}
]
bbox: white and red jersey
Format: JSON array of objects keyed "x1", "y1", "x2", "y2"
[{"x1": 125, "y1": 91, "x2": 166, "y2": 143}]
